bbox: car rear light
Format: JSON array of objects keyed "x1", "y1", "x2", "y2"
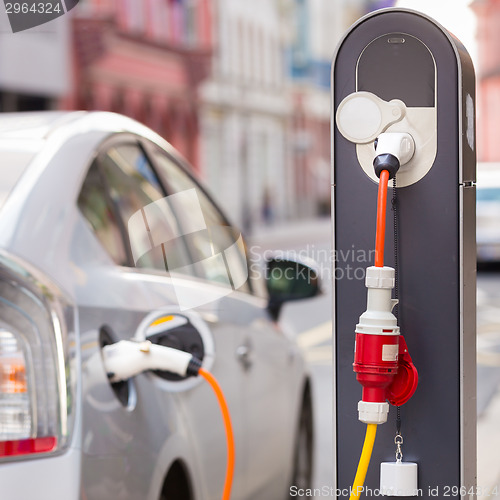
[
  {"x1": 0, "y1": 253, "x2": 76, "y2": 460},
  {"x1": 0, "y1": 330, "x2": 31, "y2": 441}
]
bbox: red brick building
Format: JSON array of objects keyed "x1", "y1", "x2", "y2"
[
  {"x1": 62, "y1": 0, "x2": 213, "y2": 169},
  {"x1": 471, "y1": 0, "x2": 500, "y2": 161}
]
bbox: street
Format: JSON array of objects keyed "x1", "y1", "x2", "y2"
[{"x1": 253, "y1": 219, "x2": 500, "y2": 495}]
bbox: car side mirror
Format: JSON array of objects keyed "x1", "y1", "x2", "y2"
[{"x1": 265, "y1": 256, "x2": 322, "y2": 320}]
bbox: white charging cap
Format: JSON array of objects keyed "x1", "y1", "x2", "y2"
[
  {"x1": 336, "y1": 92, "x2": 406, "y2": 144},
  {"x1": 380, "y1": 462, "x2": 419, "y2": 496}
]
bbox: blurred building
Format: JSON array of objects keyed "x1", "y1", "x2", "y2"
[
  {"x1": 60, "y1": 0, "x2": 394, "y2": 230},
  {"x1": 471, "y1": 0, "x2": 500, "y2": 162},
  {"x1": 278, "y1": 0, "x2": 392, "y2": 220},
  {"x1": 199, "y1": 0, "x2": 291, "y2": 232},
  {"x1": 64, "y1": 0, "x2": 213, "y2": 169},
  {"x1": 0, "y1": 8, "x2": 69, "y2": 111},
  {"x1": 282, "y1": 0, "x2": 341, "y2": 218}
]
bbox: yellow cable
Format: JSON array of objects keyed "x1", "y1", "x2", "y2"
[{"x1": 349, "y1": 424, "x2": 378, "y2": 499}]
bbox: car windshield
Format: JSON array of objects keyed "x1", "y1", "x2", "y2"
[
  {"x1": 0, "y1": 140, "x2": 41, "y2": 210},
  {"x1": 477, "y1": 187, "x2": 500, "y2": 203}
]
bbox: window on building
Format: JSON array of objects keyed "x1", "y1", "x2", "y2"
[
  {"x1": 257, "y1": 27, "x2": 264, "y2": 84},
  {"x1": 123, "y1": 0, "x2": 145, "y2": 33},
  {"x1": 248, "y1": 23, "x2": 256, "y2": 83},
  {"x1": 169, "y1": 0, "x2": 184, "y2": 44},
  {"x1": 151, "y1": 0, "x2": 170, "y2": 42},
  {"x1": 0, "y1": 92, "x2": 52, "y2": 112},
  {"x1": 184, "y1": 0, "x2": 198, "y2": 46},
  {"x1": 238, "y1": 18, "x2": 245, "y2": 80},
  {"x1": 291, "y1": 0, "x2": 310, "y2": 79}
]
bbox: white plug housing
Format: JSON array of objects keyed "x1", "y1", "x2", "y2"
[
  {"x1": 356, "y1": 266, "x2": 400, "y2": 336},
  {"x1": 380, "y1": 462, "x2": 419, "y2": 496},
  {"x1": 102, "y1": 340, "x2": 193, "y2": 382},
  {"x1": 358, "y1": 401, "x2": 390, "y2": 425},
  {"x1": 375, "y1": 132, "x2": 415, "y2": 167}
]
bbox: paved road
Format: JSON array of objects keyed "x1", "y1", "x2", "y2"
[{"x1": 252, "y1": 219, "x2": 500, "y2": 495}]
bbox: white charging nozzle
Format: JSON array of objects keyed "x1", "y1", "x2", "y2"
[
  {"x1": 375, "y1": 132, "x2": 415, "y2": 167},
  {"x1": 356, "y1": 266, "x2": 399, "y2": 335},
  {"x1": 102, "y1": 340, "x2": 199, "y2": 383}
]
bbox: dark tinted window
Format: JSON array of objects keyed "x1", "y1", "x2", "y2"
[
  {"x1": 151, "y1": 148, "x2": 250, "y2": 293},
  {"x1": 78, "y1": 162, "x2": 128, "y2": 266},
  {"x1": 99, "y1": 143, "x2": 193, "y2": 273}
]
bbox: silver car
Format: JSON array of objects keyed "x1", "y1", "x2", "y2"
[
  {"x1": 477, "y1": 165, "x2": 500, "y2": 263},
  {"x1": 0, "y1": 112, "x2": 317, "y2": 500}
]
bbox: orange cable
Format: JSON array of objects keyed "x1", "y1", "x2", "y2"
[
  {"x1": 375, "y1": 169, "x2": 390, "y2": 268},
  {"x1": 199, "y1": 368, "x2": 235, "y2": 500}
]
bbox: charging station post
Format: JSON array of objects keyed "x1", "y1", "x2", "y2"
[{"x1": 331, "y1": 8, "x2": 476, "y2": 499}]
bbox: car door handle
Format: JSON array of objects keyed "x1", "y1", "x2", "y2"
[{"x1": 236, "y1": 344, "x2": 253, "y2": 370}]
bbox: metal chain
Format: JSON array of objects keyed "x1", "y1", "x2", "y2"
[
  {"x1": 396, "y1": 406, "x2": 401, "y2": 435},
  {"x1": 392, "y1": 176, "x2": 399, "y2": 319},
  {"x1": 392, "y1": 177, "x2": 403, "y2": 441},
  {"x1": 395, "y1": 434, "x2": 403, "y2": 463}
]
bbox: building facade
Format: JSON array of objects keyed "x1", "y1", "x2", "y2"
[
  {"x1": 472, "y1": 0, "x2": 500, "y2": 161},
  {"x1": 64, "y1": 0, "x2": 213, "y2": 169},
  {"x1": 0, "y1": 6, "x2": 70, "y2": 111},
  {"x1": 283, "y1": 0, "x2": 340, "y2": 218},
  {"x1": 199, "y1": 0, "x2": 292, "y2": 232}
]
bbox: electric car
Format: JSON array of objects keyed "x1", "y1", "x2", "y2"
[
  {"x1": 0, "y1": 112, "x2": 317, "y2": 500},
  {"x1": 477, "y1": 164, "x2": 500, "y2": 263}
]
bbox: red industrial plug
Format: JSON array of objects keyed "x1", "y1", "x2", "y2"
[{"x1": 353, "y1": 266, "x2": 418, "y2": 424}]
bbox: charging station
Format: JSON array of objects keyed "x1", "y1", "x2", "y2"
[{"x1": 331, "y1": 8, "x2": 476, "y2": 499}]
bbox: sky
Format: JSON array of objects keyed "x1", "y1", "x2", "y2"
[{"x1": 395, "y1": 0, "x2": 478, "y2": 66}]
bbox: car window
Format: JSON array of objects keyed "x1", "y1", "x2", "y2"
[
  {"x1": 150, "y1": 147, "x2": 251, "y2": 293},
  {"x1": 98, "y1": 143, "x2": 194, "y2": 273},
  {"x1": 477, "y1": 187, "x2": 500, "y2": 203},
  {"x1": 78, "y1": 162, "x2": 128, "y2": 266}
]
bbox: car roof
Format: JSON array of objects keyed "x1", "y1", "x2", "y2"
[
  {"x1": 0, "y1": 111, "x2": 178, "y2": 155},
  {"x1": 0, "y1": 112, "x2": 87, "y2": 140},
  {"x1": 477, "y1": 163, "x2": 500, "y2": 189}
]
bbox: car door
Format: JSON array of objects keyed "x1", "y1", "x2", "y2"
[
  {"x1": 77, "y1": 137, "x2": 250, "y2": 500},
  {"x1": 144, "y1": 143, "x2": 299, "y2": 499}
]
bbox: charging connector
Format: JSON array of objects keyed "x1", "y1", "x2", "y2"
[
  {"x1": 101, "y1": 338, "x2": 234, "y2": 500},
  {"x1": 373, "y1": 132, "x2": 415, "y2": 179},
  {"x1": 102, "y1": 340, "x2": 201, "y2": 383}
]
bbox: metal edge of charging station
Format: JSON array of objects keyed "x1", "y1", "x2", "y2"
[{"x1": 331, "y1": 8, "x2": 476, "y2": 500}]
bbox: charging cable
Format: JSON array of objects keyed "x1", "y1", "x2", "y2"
[
  {"x1": 102, "y1": 340, "x2": 235, "y2": 500},
  {"x1": 349, "y1": 167, "x2": 390, "y2": 500},
  {"x1": 350, "y1": 424, "x2": 377, "y2": 499},
  {"x1": 375, "y1": 169, "x2": 390, "y2": 268},
  {"x1": 198, "y1": 368, "x2": 235, "y2": 500},
  {"x1": 350, "y1": 132, "x2": 414, "y2": 499}
]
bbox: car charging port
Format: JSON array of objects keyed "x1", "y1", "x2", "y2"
[
  {"x1": 145, "y1": 314, "x2": 205, "y2": 381},
  {"x1": 100, "y1": 310, "x2": 233, "y2": 500}
]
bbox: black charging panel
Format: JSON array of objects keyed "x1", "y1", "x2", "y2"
[{"x1": 332, "y1": 9, "x2": 476, "y2": 499}]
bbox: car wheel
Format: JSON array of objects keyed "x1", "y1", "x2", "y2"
[{"x1": 289, "y1": 389, "x2": 314, "y2": 498}]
